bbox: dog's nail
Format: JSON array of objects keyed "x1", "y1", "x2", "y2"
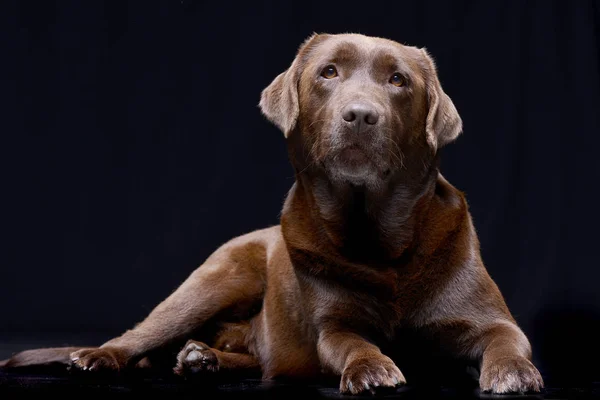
[
  {"x1": 82, "y1": 366, "x2": 88, "y2": 370},
  {"x1": 348, "y1": 382, "x2": 353, "y2": 391},
  {"x1": 393, "y1": 377, "x2": 399, "y2": 385},
  {"x1": 71, "y1": 357, "x2": 79, "y2": 362},
  {"x1": 364, "y1": 384, "x2": 370, "y2": 390}
]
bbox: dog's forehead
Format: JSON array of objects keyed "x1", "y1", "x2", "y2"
[{"x1": 309, "y1": 34, "x2": 423, "y2": 71}]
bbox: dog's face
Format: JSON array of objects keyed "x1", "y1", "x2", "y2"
[{"x1": 260, "y1": 34, "x2": 462, "y2": 188}]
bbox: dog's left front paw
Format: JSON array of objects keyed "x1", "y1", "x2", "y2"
[{"x1": 480, "y1": 356, "x2": 544, "y2": 394}]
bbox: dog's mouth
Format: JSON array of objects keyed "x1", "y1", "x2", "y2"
[
  {"x1": 338, "y1": 145, "x2": 370, "y2": 166},
  {"x1": 317, "y1": 123, "x2": 396, "y2": 186},
  {"x1": 324, "y1": 142, "x2": 388, "y2": 186}
]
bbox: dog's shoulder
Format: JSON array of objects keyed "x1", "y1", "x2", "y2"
[
  {"x1": 414, "y1": 173, "x2": 475, "y2": 266},
  {"x1": 421, "y1": 173, "x2": 470, "y2": 236}
]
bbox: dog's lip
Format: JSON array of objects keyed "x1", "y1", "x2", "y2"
[
  {"x1": 338, "y1": 145, "x2": 369, "y2": 164},
  {"x1": 325, "y1": 145, "x2": 380, "y2": 179}
]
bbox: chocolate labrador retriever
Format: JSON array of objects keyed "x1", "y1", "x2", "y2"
[{"x1": 2, "y1": 33, "x2": 543, "y2": 395}]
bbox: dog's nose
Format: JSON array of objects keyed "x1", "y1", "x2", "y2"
[{"x1": 341, "y1": 103, "x2": 379, "y2": 133}]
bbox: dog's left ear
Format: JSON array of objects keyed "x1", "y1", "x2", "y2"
[
  {"x1": 259, "y1": 33, "x2": 328, "y2": 137},
  {"x1": 420, "y1": 48, "x2": 463, "y2": 151}
]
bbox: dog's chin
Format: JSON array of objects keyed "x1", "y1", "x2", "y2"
[{"x1": 326, "y1": 148, "x2": 385, "y2": 188}]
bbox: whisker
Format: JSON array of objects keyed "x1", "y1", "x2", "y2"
[
  {"x1": 307, "y1": 118, "x2": 330, "y2": 129},
  {"x1": 376, "y1": 129, "x2": 405, "y2": 170}
]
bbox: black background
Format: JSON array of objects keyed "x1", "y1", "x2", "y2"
[{"x1": 1, "y1": 0, "x2": 599, "y2": 389}]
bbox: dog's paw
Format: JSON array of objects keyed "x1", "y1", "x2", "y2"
[
  {"x1": 340, "y1": 356, "x2": 405, "y2": 395},
  {"x1": 70, "y1": 347, "x2": 126, "y2": 372},
  {"x1": 174, "y1": 341, "x2": 220, "y2": 376},
  {"x1": 480, "y1": 356, "x2": 544, "y2": 394}
]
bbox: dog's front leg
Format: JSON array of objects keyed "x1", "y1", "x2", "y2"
[{"x1": 317, "y1": 329, "x2": 405, "y2": 395}]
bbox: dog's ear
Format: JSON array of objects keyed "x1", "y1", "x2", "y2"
[
  {"x1": 420, "y1": 48, "x2": 463, "y2": 151},
  {"x1": 259, "y1": 34, "x2": 328, "y2": 137}
]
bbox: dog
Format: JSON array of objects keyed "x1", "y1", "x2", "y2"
[{"x1": 1, "y1": 33, "x2": 543, "y2": 395}]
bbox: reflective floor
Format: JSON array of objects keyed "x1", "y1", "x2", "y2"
[
  {"x1": 1, "y1": 338, "x2": 598, "y2": 400},
  {"x1": 1, "y1": 368, "x2": 598, "y2": 400}
]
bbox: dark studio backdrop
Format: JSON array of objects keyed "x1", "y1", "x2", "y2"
[{"x1": 1, "y1": 0, "x2": 599, "y2": 389}]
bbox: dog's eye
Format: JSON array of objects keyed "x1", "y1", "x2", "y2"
[
  {"x1": 321, "y1": 65, "x2": 338, "y2": 79},
  {"x1": 389, "y1": 73, "x2": 405, "y2": 87}
]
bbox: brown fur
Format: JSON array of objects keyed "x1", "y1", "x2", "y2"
[{"x1": 2, "y1": 33, "x2": 542, "y2": 395}]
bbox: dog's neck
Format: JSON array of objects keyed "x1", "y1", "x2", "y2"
[{"x1": 281, "y1": 159, "x2": 440, "y2": 263}]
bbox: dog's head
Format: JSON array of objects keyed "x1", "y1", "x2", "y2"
[{"x1": 260, "y1": 33, "x2": 462, "y2": 188}]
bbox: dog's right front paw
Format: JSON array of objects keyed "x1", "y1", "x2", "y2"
[{"x1": 70, "y1": 347, "x2": 127, "y2": 372}]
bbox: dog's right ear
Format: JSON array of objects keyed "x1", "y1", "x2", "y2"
[{"x1": 259, "y1": 34, "x2": 328, "y2": 137}]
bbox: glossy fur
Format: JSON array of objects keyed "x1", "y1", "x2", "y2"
[{"x1": 2, "y1": 34, "x2": 543, "y2": 395}]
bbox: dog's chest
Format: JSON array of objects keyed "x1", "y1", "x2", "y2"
[
  {"x1": 298, "y1": 267, "x2": 418, "y2": 334},
  {"x1": 290, "y1": 245, "x2": 444, "y2": 336}
]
